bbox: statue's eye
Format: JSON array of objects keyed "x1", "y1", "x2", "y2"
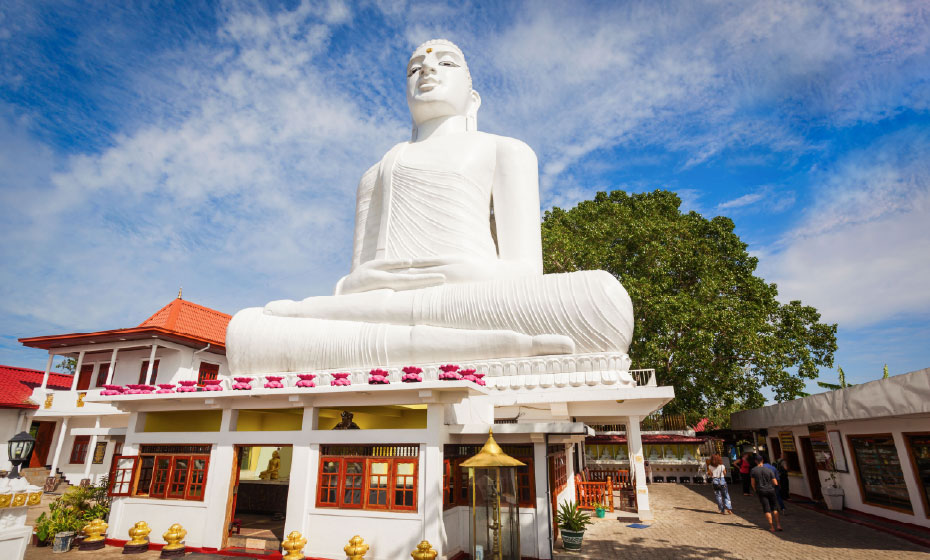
[
  {"x1": 408, "y1": 66, "x2": 420, "y2": 77},
  {"x1": 439, "y1": 60, "x2": 458, "y2": 67}
]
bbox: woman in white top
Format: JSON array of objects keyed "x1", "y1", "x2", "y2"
[{"x1": 707, "y1": 454, "x2": 733, "y2": 514}]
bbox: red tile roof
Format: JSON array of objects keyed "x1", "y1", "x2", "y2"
[
  {"x1": 137, "y1": 298, "x2": 231, "y2": 347},
  {"x1": 0, "y1": 365, "x2": 72, "y2": 409},
  {"x1": 18, "y1": 297, "x2": 232, "y2": 352}
]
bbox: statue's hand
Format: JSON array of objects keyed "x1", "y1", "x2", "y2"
[{"x1": 336, "y1": 259, "x2": 446, "y2": 295}]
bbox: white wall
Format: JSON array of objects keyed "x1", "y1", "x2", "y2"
[{"x1": 767, "y1": 415, "x2": 930, "y2": 527}]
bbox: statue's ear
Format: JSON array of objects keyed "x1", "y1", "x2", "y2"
[{"x1": 466, "y1": 90, "x2": 481, "y2": 131}]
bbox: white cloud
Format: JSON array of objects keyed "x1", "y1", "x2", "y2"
[
  {"x1": 760, "y1": 128, "x2": 930, "y2": 327},
  {"x1": 716, "y1": 185, "x2": 796, "y2": 213}
]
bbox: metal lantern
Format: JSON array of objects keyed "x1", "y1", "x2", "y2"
[
  {"x1": 7, "y1": 431, "x2": 36, "y2": 479},
  {"x1": 460, "y1": 430, "x2": 523, "y2": 560}
]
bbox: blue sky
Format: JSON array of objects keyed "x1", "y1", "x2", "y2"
[{"x1": 1, "y1": 0, "x2": 928, "y2": 394}]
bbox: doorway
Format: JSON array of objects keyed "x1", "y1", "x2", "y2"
[
  {"x1": 223, "y1": 445, "x2": 292, "y2": 554},
  {"x1": 798, "y1": 437, "x2": 823, "y2": 501},
  {"x1": 28, "y1": 421, "x2": 56, "y2": 468}
]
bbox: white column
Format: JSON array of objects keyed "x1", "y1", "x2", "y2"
[
  {"x1": 627, "y1": 415, "x2": 653, "y2": 520},
  {"x1": 143, "y1": 344, "x2": 158, "y2": 385},
  {"x1": 15, "y1": 410, "x2": 28, "y2": 433},
  {"x1": 533, "y1": 442, "x2": 551, "y2": 560},
  {"x1": 40, "y1": 354, "x2": 54, "y2": 389},
  {"x1": 104, "y1": 348, "x2": 119, "y2": 385},
  {"x1": 49, "y1": 417, "x2": 70, "y2": 475},
  {"x1": 83, "y1": 416, "x2": 101, "y2": 480},
  {"x1": 70, "y1": 351, "x2": 86, "y2": 391},
  {"x1": 422, "y1": 404, "x2": 445, "y2": 553}
]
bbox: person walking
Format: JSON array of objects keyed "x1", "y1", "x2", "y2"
[
  {"x1": 775, "y1": 454, "x2": 790, "y2": 501},
  {"x1": 707, "y1": 454, "x2": 733, "y2": 514},
  {"x1": 750, "y1": 454, "x2": 783, "y2": 533},
  {"x1": 763, "y1": 456, "x2": 787, "y2": 514},
  {"x1": 739, "y1": 452, "x2": 753, "y2": 495}
]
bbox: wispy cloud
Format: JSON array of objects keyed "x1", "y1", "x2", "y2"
[{"x1": 716, "y1": 185, "x2": 796, "y2": 213}]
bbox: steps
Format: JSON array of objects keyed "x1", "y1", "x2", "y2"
[
  {"x1": 21, "y1": 467, "x2": 50, "y2": 487},
  {"x1": 226, "y1": 533, "x2": 282, "y2": 552}
]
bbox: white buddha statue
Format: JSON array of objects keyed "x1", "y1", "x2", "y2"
[{"x1": 226, "y1": 39, "x2": 634, "y2": 374}]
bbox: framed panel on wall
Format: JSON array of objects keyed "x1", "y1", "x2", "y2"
[
  {"x1": 848, "y1": 434, "x2": 912, "y2": 513},
  {"x1": 827, "y1": 430, "x2": 848, "y2": 473},
  {"x1": 904, "y1": 433, "x2": 930, "y2": 518}
]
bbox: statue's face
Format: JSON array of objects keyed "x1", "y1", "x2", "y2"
[{"x1": 406, "y1": 44, "x2": 474, "y2": 125}]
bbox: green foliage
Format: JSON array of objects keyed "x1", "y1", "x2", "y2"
[
  {"x1": 55, "y1": 358, "x2": 76, "y2": 375},
  {"x1": 541, "y1": 190, "x2": 837, "y2": 422},
  {"x1": 883, "y1": 364, "x2": 889, "y2": 379},
  {"x1": 34, "y1": 481, "x2": 110, "y2": 541},
  {"x1": 818, "y1": 366, "x2": 852, "y2": 390},
  {"x1": 557, "y1": 501, "x2": 592, "y2": 532}
]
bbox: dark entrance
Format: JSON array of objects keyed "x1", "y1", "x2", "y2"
[
  {"x1": 798, "y1": 436, "x2": 823, "y2": 501},
  {"x1": 28, "y1": 421, "x2": 56, "y2": 468},
  {"x1": 223, "y1": 445, "x2": 291, "y2": 554}
]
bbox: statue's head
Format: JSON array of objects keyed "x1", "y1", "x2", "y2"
[
  {"x1": 406, "y1": 39, "x2": 480, "y2": 133},
  {"x1": 341, "y1": 410, "x2": 353, "y2": 421},
  {"x1": 272, "y1": 450, "x2": 280, "y2": 458}
]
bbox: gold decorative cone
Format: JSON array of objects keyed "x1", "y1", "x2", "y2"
[{"x1": 459, "y1": 429, "x2": 525, "y2": 468}]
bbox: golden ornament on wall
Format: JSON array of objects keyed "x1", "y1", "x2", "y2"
[
  {"x1": 282, "y1": 530, "x2": 307, "y2": 560},
  {"x1": 11, "y1": 493, "x2": 27, "y2": 507},
  {"x1": 0, "y1": 494, "x2": 11, "y2": 508},
  {"x1": 27, "y1": 491, "x2": 42, "y2": 505},
  {"x1": 76, "y1": 392, "x2": 86, "y2": 407},
  {"x1": 344, "y1": 535, "x2": 369, "y2": 560},
  {"x1": 44, "y1": 393, "x2": 54, "y2": 409}
]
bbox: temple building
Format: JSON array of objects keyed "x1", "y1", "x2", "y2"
[{"x1": 16, "y1": 294, "x2": 674, "y2": 559}]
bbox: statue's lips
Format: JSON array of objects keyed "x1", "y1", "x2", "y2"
[{"x1": 417, "y1": 81, "x2": 439, "y2": 92}]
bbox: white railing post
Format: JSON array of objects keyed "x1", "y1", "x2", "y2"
[
  {"x1": 40, "y1": 354, "x2": 54, "y2": 389},
  {"x1": 104, "y1": 348, "x2": 119, "y2": 385},
  {"x1": 70, "y1": 351, "x2": 86, "y2": 391},
  {"x1": 144, "y1": 344, "x2": 158, "y2": 385},
  {"x1": 83, "y1": 416, "x2": 101, "y2": 481},
  {"x1": 49, "y1": 417, "x2": 70, "y2": 475}
]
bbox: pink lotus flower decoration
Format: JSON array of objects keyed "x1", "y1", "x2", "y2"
[
  {"x1": 177, "y1": 380, "x2": 199, "y2": 393},
  {"x1": 125, "y1": 384, "x2": 154, "y2": 394},
  {"x1": 460, "y1": 369, "x2": 477, "y2": 382},
  {"x1": 233, "y1": 377, "x2": 253, "y2": 390},
  {"x1": 473, "y1": 372, "x2": 486, "y2": 386},
  {"x1": 438, "y1": 364, "x2": 462, "y2": 381},
  {"x1": 101, "y1": 384, "x2": 124, "y2": 396},
  {"x1": 156, "y1": 384, "x2": 176, "y2": 394},
  {"x1": 296, "y1": 374, "x2": 316, "y2": 388},
  {"x1": 369, "y1": 368, "x2": 390, "y2": 385},
  {"x1": 331, "y1": 372, "x2": 351, "y2": 387},
  {"x1": 264, "y1": 376, "x2": 285, "y2": 389},
  {"x1": 401, "y1": 366, "x2": 423, "y2": 383},
  {"x1": 201, "y1": 379, "x2": 223, "y2": 391}
]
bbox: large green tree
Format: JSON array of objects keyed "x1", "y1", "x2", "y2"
[{"x1": 541, "y1": 190, "x2": 837, "y2": 424}]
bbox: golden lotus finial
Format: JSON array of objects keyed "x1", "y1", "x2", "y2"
[
  {"x1": 82, "y1": 518, "x2": 108, "y2": 542},
  {"x1": 411, "y1": 540, "x2": 438, "y2": 560},
  {"x1": 126, "y1": 521, "x2": 151, "y2": 546},
  {"x1": 344, "y1": 535, "x2": 369, "y2": 559},
  {"x1": 282, "y1": 530, "x2": 307, "y2": 560},
  {"x1": 162, "y1": 523, "x2": 186, "y2": 551}
]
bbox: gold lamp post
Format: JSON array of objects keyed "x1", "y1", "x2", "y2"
[{"x1": 460, "y1": 430, "x2": 523, "y2": 560}]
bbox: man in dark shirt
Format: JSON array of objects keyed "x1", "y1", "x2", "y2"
[{"x1": 750, "y1": 454, "x2": 783, "y2": 532}]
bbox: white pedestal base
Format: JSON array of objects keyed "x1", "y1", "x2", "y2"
[{"x1": 0, "y1": 525, "x2": 32, "y2": 560}]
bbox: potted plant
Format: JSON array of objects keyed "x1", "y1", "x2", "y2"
[
  {"x1": 594, "y1": 499, "x2": 607, "y2": 518},
  {"x1": 822, "y1": 468, "x2": 844, "y2": 511},
  {"x1": 557, "y1": 501, "x2": 592, "y2": 551}
]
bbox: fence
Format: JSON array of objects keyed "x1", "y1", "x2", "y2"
[{"x1": 574, "y1": 474, "x2": 614, "y2": 512}]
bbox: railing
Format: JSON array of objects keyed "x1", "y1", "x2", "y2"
[
  {"x1": 574, "y1": 474, "x2": 613, "y2": 512},
  {"x1": 588, "y1": 423, "x2": 626, "y2": 432},
  {"x1": 630, "y1": 369, "x2": 656, "y2": 386},
  {"x1": 586, "y1": 468, "x2": 631, "y2": 490}
]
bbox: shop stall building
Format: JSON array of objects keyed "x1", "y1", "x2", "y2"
[{"x1": 731, "y1": 367, "x2": 930, "y2": 528}]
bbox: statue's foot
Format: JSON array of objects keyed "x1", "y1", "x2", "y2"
[{"x1": 531, "y1": 334, "x2": 575, "y2": 356}]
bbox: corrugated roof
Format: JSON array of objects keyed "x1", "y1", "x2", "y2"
[{"x1": 0, "y1": 365, "x2": 72, "y2": 409}]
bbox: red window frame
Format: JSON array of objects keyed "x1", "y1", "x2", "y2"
[
  {"x1": 443, "y1": 459, "x2": 455, "y2": 509},
  {"x1": 197, "y1": 362, "x2": 220, "y2": 385},
  {"x1": 108, "y1": 456, "x2": 138, "y2": 496},
  {"x1": 138, "y1": 359, "x2": 160, "y2": 384},
  {"x1": 107, "y1": 451, "x2": 210, "y2": 501},
  {"x1": 69, "y1": 436, "x2": 90, "y2": 464},
  {"x1": 316, "y1": 455, "x2": 419, "y2": 512},
  {"x1": 95, "y1": 363, "x2": 110, "y2": 388}
]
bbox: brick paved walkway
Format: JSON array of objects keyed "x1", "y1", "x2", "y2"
[{"x1": 554, "y1": 483, "x2": 930, "y2": 560}]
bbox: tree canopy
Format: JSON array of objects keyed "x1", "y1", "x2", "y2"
[{"x1": 541, "y1": 190, "x2": 837, "y2": 425}]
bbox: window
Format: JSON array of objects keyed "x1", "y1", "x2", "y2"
[
  {"x1": 849, "y1": 434, "x2": 912, "y2": 512},
  {"x1": 138, "y1": 360, "x2": 160, "y2": 384},
  {"x1": 107, "y1": 444, "x2": 211, "y2": 501},
  {"x1": 443, "y1": 444, "x2": 535, "y2": 509},
  {"x1": 904, "y1": 433, "x2": 930, "y2": 518},
  {"x1": 95, "y1": 363, "x2": 110, "y2": 388},
  {"x1": 198, "y1": 362, "x2": 220, "y2": 385},
  {"x1": 69, "y1": 436, "x2": 91, "y2": 464},
  {"x1": 316, "y1": 445, "x2": 418, "y2": 512}
]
